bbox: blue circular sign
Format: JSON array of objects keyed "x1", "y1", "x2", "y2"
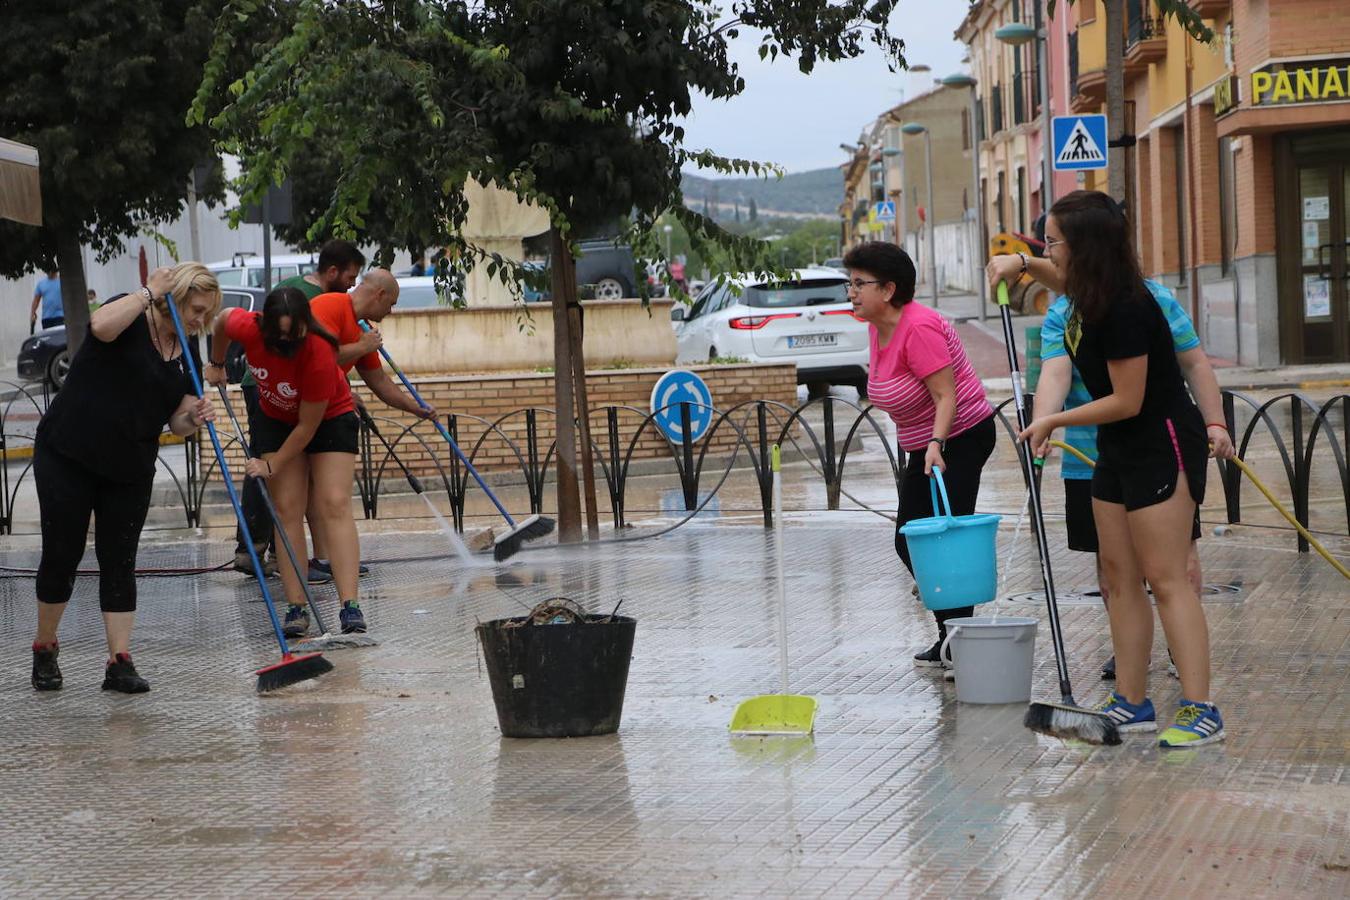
[{"x1": 650, "y1": 369, "x2": 714, "y2": 443}]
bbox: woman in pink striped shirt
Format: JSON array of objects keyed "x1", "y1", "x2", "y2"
[{"x1": 844, "y1": 242, "x2": 996, "y2": 668}]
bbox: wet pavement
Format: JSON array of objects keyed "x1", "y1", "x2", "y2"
[{"x1": 1, "y1": 448, "x2": 1347, "y2": 897}]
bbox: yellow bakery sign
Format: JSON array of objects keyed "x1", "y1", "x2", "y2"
[{"x1": 1250, "y1": 62, "x2": 1350, "y2": 106}]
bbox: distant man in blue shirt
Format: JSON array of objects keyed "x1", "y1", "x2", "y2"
[
  {"x1": 31, "y1": 268, "x2": 63, "y2": 330},
  {"x1": 1034, "y1": 280, "x2": 1232, "y2": 680}
]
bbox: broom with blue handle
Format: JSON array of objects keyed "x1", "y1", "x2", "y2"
[
  {"x1": 164, "y1": 293, "x2": 333, "y2": 691},
  {"x1": 358, "y1": 320, "x2": 554, "y2": 560}
]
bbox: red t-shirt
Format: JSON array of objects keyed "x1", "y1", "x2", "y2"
[
  {"x1": 310, "y1": 292, "x2": 381, "y2": 374},
  {"x1": 224, "y1": 308, "x2": 355, "y2": 423}
]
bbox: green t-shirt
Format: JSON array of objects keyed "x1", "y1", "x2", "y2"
[{"x1": 239, "y1": 275, "x2": 322, "y2": 386}]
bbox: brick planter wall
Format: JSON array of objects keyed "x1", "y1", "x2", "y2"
[{"x1": 206, "y1": 363, "x2": 798, "y2": 481}]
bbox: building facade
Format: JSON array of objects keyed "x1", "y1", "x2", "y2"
[
  {"x1": 839, "y1": 84, "x2": 973, "y2": 288},
  {"x1": 1066, "y1": 0, "x2": 1350, "y2": 365}
]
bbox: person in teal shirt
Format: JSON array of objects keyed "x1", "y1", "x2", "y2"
[
  {"x1": 1034, "y1": 279, "x2": 1230, "y2": 680},
  {"x1": 31, "y1": 269, "x2": 63, "y2": 329}
]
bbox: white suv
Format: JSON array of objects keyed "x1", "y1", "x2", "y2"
[
  {"x1": 206, "y1": 252, "x2": 318, "y2": 288},
  {"x1": 671, "y1": 267, "x2": 868, "y2": 397}
]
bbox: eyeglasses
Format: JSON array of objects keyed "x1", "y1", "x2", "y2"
[
  {"x1": 847, "y1": 278, "x2": 884, "y2": 291},
  {"x1": 1044, "y1": 236, "x2": 1065, "y2": 252}
]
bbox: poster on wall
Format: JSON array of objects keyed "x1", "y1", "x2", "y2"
[
  {"x1": 1303, "y1": 221, "x2": 1322, "y2": 263},
  {"x1": 1303, "y1": 276, "x2": 1331, "y2": 318},
  {"x1": 1303, "y1": 196, "x2": 1330, "y2": 221}
]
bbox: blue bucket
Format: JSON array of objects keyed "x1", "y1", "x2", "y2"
[{"x1": 899, "y1": 468, "x2": 1002, "y2": 610}]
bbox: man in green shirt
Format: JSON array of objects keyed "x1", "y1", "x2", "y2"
[{"x1": 233, "y1": 239, "x2": 366, "y2": 574}]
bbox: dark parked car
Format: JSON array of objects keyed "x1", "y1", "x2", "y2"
[
  {"x1": 18, "y1": 286, "x2": 264, "y2": 390},
  {"x1": 521, "y1": 240, "x2": 640, "y2": 302}
]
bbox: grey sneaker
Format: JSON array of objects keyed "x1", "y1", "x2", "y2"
[
  {"x1": 234, "y1": 549, "x2": 276, "y2": 577},
  {"x1": 282, "y1": 605, "x2": 310, "y2": 638}
]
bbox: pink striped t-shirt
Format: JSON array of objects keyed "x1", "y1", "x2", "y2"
[{"x1": 867, "y1": 302, "x2": 993, "y2": 452}]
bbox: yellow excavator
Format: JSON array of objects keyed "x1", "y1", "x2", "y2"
[{"x1": 989, "y1": 231, "x2": 1052, "y2": 315}]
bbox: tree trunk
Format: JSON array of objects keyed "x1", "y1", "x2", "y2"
[
  {"x1": 56, "y1": 229, "x2": 89, "y2": 355},
  {"x1": 1104, "y1": 0, "x2": 1127, "y2": 202},
  {"x1": 567, "y1": 302, "x2": 600, "y2": 539},
  {"x1": 548, "y1": 227, "x2": 582, "y2": 543}
]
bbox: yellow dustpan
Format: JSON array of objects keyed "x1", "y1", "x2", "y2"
[{"x1": 730, "y1": 445, "x2": 818, "y2": 736}]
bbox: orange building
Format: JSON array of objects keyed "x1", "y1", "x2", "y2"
[{"x1": 1068, "y1": 0, "x2": 1350, "y2": 365}]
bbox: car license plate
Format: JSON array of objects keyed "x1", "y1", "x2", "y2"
[{"x1": 788, "y1": 333, "x2": 837, "y2": 348}]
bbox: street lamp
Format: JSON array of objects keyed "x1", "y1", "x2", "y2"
[
  {"x1": 901, "y1": 122, "x2": 939, "y2": 308},
  {"x1": 941, "y1": 71, "x2": 987, "y2": 323},
  {"x1": 994, "y1": 19, "x2": 1054, "y2": 216},
  {"x1": 662, "y1": 223, "x2": 673, "y2": 259}
]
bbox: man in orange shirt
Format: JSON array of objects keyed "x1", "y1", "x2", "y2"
[{"x1": 306, "y1": 269, "x2": 437, "y2": 578}]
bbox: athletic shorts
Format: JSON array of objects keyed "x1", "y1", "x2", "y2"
[
  {"x1": 1068, "y1": 476, "x2": 1202, "y2": 549},
  {"x1": 252, "y1": 410, "x2": 359, "y2": 456}
]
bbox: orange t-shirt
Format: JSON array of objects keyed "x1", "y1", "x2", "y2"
[{"x1": 309, "y1": 292, "x2": 381, "y2": 374}]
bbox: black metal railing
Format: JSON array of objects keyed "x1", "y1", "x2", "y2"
[
  {"x1": 1, "y1": 382, "x2": 1345, "y2": 555},
  {"x1": 1127, "y1": 0, "x2": 1165, "y2": 46}
]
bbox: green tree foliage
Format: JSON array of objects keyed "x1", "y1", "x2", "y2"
[
  {"x1": 0, "y1": 1, "x2": 221, "y2": 348},
  {"x1": 748, "y1": 197, "x2": 758, "y2": 222},
  {"x1": 191, "y1": 1, "x2": 905, "y2": 293}
]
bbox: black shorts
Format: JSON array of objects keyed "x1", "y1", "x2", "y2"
[
  {"x1": 1069, "y1": 475, "x2": 1202, "y2": 549},
  {"x1": 252, "y1": 410, "x2": 359, "y2": 456}
]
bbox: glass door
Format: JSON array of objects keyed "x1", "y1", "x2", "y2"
[{"x1": 1294, "y1": 161, "x2": 1348, "y2": 362}]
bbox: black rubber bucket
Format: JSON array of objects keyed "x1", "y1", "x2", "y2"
[{"x1": 476, "y1": 614, "x2": 637, "y2": 738}]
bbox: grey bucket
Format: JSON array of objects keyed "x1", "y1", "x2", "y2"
[{"x1": 940, "y1": 616, "x2": 1038, "y2": 704}]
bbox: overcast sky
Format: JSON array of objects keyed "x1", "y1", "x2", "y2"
[{"x1": 680, "y1": 3, "x2": 971, "y2": 175}]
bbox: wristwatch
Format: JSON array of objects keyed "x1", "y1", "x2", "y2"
[{"x1": 929, "y1": 437, "x2": 947, "y2": 451}]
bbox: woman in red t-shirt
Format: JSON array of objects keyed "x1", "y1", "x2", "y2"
[{"x1": 205, "y1": 287, "x2": 367, "y2": 638}]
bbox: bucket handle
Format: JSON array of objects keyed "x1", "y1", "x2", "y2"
[
  {"x1": 928, "y1": 467, "x2": 954, "y2": 520},
  {"x1": 938, "y1": 623, "x2": 960, "y2": 669}
]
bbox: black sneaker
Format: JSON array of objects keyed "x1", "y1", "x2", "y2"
[
  {"x1": 102, "y1": 653, "x2": 150, "y2": 694},
  {"x1": 32, "y1": 642, "x2": 62, "y2": 691},
  {"x1": 339, "y1": 602, "x2": 367, "y2": 634},
  {"x1": 312, "y1": 558, "x2": 371, "y2": 577},
  {"x1": 282, "y1": 605, "x2": 310, "y2": 638},
  {"x1": 1101, "y1": 655, "x2": 1117, "y2": 680},
  {"x1": 914, "y1": 639, "x2": 946, "y2": 668}
]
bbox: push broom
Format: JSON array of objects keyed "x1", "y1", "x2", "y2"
[
  {"x1": 994, "y1": 280, "x2": 1119, "y2": 745},
  {"x1": 164, "y1": 295, "x2": 333, "y2": 692},
  {"x1": 214, "y1": 384, "x2": 378, "y2": 651},
  {"x1": 358, "y1": 320, "x2": 554, "y2": 561}
]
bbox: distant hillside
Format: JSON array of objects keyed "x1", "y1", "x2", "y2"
[{"x1": 682, "y1": 167, "x2": 842, "y2": 219}]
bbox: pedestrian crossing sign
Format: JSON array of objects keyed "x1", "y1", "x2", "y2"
[{"x1": 1052, "y1": 115, "x2": 1108, "y2": 171}]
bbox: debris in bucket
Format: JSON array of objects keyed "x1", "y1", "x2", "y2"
[{"x1": 503, "y1": 597, "x2": 628, "y2": 627}]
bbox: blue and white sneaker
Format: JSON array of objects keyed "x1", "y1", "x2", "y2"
[
  {"x1": 310, "y1": 558, "x2": 371, "y2": 578},
  {"x1": 339, "y1": 602, "x2": 367, "y2": 635},
  {"x1": 1096, "y1": 692, "x2": 1158, "y2": 733},
  {"x1": 1159, "y1": 700, "x2": 1225, "y2": 748}
]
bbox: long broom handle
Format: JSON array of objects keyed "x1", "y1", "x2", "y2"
[
  {"x1": 214, "y1": 383, "x2": 332, "y2": 636},
  {"x1": 773, "y1": 445, "x2": 789, "y2": 696},
  {"x1": 164, "y1": 296, "x2": 291, "y2": 657},
  {"x1": 357, "y1": 320, "x2": 517, "y2": 527},
  {"x1": 996, "y1": 281, "x2": 1075, "y2": 702}
]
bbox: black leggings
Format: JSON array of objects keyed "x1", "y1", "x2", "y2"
[
  {"x1": 233, "y1": 384, "x2": 275, "y2": 554},
  {"x1": 34, "y1": 443, "x2": 153, "y2": 613},
  {"x1": 894, "y1": 415, "x2": 997, "y2": 637}
]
